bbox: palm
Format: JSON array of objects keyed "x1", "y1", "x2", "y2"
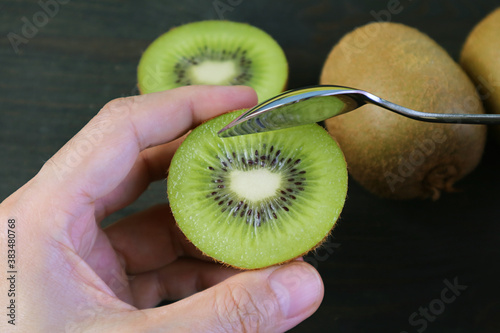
[
  {"x1": 50, "y1": 203, "x2": 134, "y2": 305},
  {"x1": 80, "y1": 217, "x2": 133, "y2": 304},
  {"x1": 0, "y1": 87, "x2": 324, "y2": 332}
]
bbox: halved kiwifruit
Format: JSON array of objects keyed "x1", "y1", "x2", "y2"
[
  {"x1": 167, "y1": 110, "x2": 348, "y2": 269},
  {"x1": 138, "y1": 20, "x2": 288, "y2": 102}
]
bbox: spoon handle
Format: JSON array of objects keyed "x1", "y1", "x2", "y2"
[
  {"x1": 218, "y1": 85, "x2": 500, "y2": 138},
  {"x1": 362, "y1": 91, "x2": 500, "y2": 125}
]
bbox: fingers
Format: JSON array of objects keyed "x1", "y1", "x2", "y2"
[
  {"x1": 105, "y1": 204, "x2": 209, "y2": 275},
  {"x1": 38, "y1": 85, "x2": 257, "y2": 209},
  {"x1": 129, "y1": 257, "x2": 239, "y2": 309},
  {"x1": 134, "y1": 262, "x2": 324, "y2": 333},
  {"x1": 94, "y1": 133, "x2": 187, "y2": 221}
]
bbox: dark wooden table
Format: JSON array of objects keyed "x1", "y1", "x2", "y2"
[{"x1": 1, "y1": 0, "x2": 500, "y2": 332}]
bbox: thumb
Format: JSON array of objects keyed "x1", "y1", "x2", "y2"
[{"x1": 138, "y1": 261, "x2": 324, "y2": 333}]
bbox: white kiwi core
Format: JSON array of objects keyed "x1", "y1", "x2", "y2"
[
  {"x1": 190, "y1": 60, "x2": 237, "y2": 85},
  {"x1": 229, "y1": 169, "x2": 282, "y2": 202}
]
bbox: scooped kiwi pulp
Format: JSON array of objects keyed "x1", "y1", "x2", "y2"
[
  {"x1": 167, "y1": 111, "x2": 348, "y2": 269},
  {"x1": 137, "y1": 20, "x2": 288, "y2": 102}
]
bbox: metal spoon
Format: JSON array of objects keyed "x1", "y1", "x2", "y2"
[{"x1": 217, "y1": 85, "x2": 500, "y2": 137}]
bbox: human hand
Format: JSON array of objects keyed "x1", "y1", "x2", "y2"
[{"x1": 0, "y1": 85, "x2": 324, "y2": 332}]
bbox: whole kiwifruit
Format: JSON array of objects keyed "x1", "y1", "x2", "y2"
[
  {"x1": 320, "y1": 22, "x2": 486, "y2": 200},
  {"x1": 167, "y1": 110, "x2": 347, "y2": 269},
  {"x1": 137, "y1": 20, "x2": 288, "y2": 102},
  {"x1": 460, "y1": 8, "x2": 500, "y2": 144}
]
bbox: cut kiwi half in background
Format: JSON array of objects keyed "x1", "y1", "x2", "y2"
[
  {"x1": 137, "y1": 20, "x2": 288, "y2": 102},
  {"x1": 167, "y1": 110, "x2": 348, "y2": 269}
]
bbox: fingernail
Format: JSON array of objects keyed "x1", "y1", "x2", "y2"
[{"x1": 269, "y1": 263, "x2": 323, "y2": 319}]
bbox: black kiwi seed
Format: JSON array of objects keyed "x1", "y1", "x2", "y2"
[
  {"x1": 205, "y1": 143, "x2": 308, "y2": 227},
  {"x1": 172, "y1": 43, "x2": 255, "y2": 86},
  {"x1": 138, "y1": 20, "x2": 289, "y2": 107}
]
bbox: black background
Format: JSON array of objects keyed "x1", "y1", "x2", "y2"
[{"x1": 1, "y1": 0, "x2": 500, "y2": 332}]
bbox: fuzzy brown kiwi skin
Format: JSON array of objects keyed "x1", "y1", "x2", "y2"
[
  {"x1": 320, "y1": 22, "x2": 486, "y2": 200},
  {"x1": 460, "y1": 8, "x2": 500, "y2": 145}
]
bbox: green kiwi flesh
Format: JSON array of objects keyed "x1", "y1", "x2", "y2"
[
  {"x1": 320, "y1": 22, "x2": 486, "y2": 200},
  {"x1": 137, "y1": 20, "x2": 288, "y2": 102},
  {"x1": 167, "y1": 111, "x2": 347, "y2": 269}
]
